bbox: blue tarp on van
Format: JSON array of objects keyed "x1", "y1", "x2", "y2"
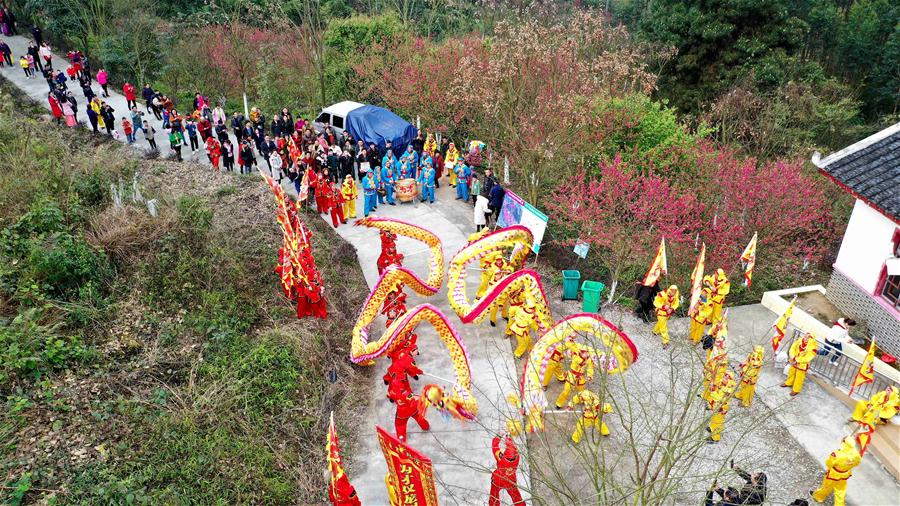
[{"x1": 345, "y1": 105, "x2": 417, "y2": 157}]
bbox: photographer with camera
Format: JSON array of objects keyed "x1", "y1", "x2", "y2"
[{"x1": 705, "y1": 459, "x2": 767, "y2": 506}]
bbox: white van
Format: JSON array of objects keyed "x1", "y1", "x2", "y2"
[{"x1": 313, "y1": 101, "x2": 364, "y2": 135}]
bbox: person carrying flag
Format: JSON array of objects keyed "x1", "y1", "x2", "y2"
[
  {"x1": 709, "y1": 269, "x2": 730, "y2": 327},
  {"x1": 652, "y1": 285, "x2": 680, "y2": 348},
  {"x1": 851, "y1": 386, "x2": 899, "y2": 425},
  {"x1": 689, "y1": 287, "x2": 715, "y2": 344}
]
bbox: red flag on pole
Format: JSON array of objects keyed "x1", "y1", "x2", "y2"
[
  {"x1": 850, "y1": 338, "x2": 877, "y2": 395},
  {"x1": 642, "y1": 238, "x2": 667, "y2": 286}
]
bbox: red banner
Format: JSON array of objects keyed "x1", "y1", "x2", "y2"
[{"x1": 376, "y1": 426, "x2": 439, "y2": 506}]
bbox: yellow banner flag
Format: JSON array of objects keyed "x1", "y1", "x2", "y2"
[
  {"x1": 740, "y1": 232, "x2": 758, "y2": 287},
  {"x1": 642, "y1": 238, "x2": 667, "y2": 286},
  {"x1": 771, "y1": 296, "x2": 796, "y2": 353},
  {"x1": 850, "y1": 338, "x2": 876, "y2": 395}
]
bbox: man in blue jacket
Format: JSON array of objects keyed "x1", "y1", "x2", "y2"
[
  {"x1": 403, "y1": 145, "x2": 419, "y2": 178},
  {"x1": 419, "y1": 162, "x2": 436, "y2": 204},
  {"x1": 362, "y1": 171, "x2": 378, "y2": 217},
  {"x1": 454, "y1": 161, "x2": 472, "y2": 202},
  {"x1": 381, "y1": 163, "x2": 397, "y2": 206}
]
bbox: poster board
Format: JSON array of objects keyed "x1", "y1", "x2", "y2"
[{"x1": 496, "y1": 190, "x2": 549, "y2": 253}]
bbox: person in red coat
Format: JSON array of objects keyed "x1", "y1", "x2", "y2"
[
  {"x1": 205, "y1": 136, "x2": 221, "y2": 170},
  {"x1": 490, "y1": 433, "x2": 525, "y2": 506},
  {"x1": 197, "y1": 117, "x2": 212, "y2": 142},
  {"x1": 122, "y1": 82, "x2": 136, "y2": 109},
  {"x1": 48, "y1": 93, "x2": 62, "y2": 125},
  {"x1": 394, "y1": 392, "x2": 430, "y2": 442}
]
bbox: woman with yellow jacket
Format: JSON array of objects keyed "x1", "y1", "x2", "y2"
[
  {"x1": 735, "y1": 346, "x2": 764, "y2": 407},
  {"x1": 444, "y1": 142, "x2": 460, "y2": 186},
  {"x1": 810, "y1": 436, "x2": 862, "y2": 506},
  {"x1": 340, "y1": 175, "x2": 358, "y2": 220},
  {"x1": 783, "y1": 333, "x2": 818, "y2": 396},
  {"x1": 709, "y1": 269, "x2": 730, "y2": 327}
]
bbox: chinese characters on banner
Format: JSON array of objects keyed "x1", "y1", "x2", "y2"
[{"x1": 376, "y1": 426, "x2": 439, "y2": 506}]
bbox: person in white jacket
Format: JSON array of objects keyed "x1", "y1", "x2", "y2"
[
  {"x1": 820, "y1": 317, "x2": 856, "y2": 365},
  {"x1": 474, "y1": 194, "x2": 490, "y2": 232}
]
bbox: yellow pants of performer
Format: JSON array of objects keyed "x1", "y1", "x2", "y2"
[
  {"x1": 711, "y1": 301, "x2": 724, "y2": 327},
  {"x1": 510, "y1": 331, "x2": 531, "y2": 359},
  {"x1": 572, "y1": 416, "x2": 609, "y2": 443},
  {"x1": 812, "y1": 477, "x2": 848, "y2": 506},
  {"x1": 709, "y1": 412, "x2": 725, "y2": 441},
  {"x1": 542, "y1": 360, "x2": 565, "y2": 388},
  {"x1": 343, "y1": 199, "x2": 356, "y2": 220},
  {"x1": 653, "y1": 316, "x2": 670, "y2": 345},
  {"x1": 735, "y1": 382, "x2": 756, "y2": 407},
  {"x1": 785, "y1": 366, "x2": 806, "y2": 394},
  {"x1": 555, "y1": 382, "x2": 584, "y2": 409},
  {"x1": 689, "y1": 319, "x2": 706, "y2": 343},
  {"x1": 476, "y1": 273, "x2": 491, "y2": 299},
  {"x1": 490, "y1": 300, "x2": 510, "y2": 324},
  {"x1": 449, "y1": 169, "x2": 457, "y2": 186}
]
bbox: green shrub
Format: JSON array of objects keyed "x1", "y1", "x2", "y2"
[{"x1": 0, "y1": 309, "x2": 87, "y2": 389}]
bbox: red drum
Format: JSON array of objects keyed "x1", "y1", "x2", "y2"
[{"x1": 396, "y1": 178, "x2": 418, "y2": 202}]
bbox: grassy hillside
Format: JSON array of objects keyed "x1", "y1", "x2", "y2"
[{"x1": 0, "y1": 78, "x2": 368, "y2": 505}]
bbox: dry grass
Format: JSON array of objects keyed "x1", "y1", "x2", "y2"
[{"x1": 86, "y1": 206, "x2": 176, "y2": 266}]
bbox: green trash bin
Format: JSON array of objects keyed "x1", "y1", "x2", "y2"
[
  {"x1": 581, "y1": 280, "x2": 606, "y2": 313},
  {"x1": 562, "y1": 270, "x2": 581, "y2": 301}
]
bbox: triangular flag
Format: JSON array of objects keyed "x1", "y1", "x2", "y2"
[
  {"x1": 740, "y1": 232, "x2": 758, "y2": 287},
  {"x1": 850, "y1": 338, "x2": 877, "y2": 395},
  {"x1": 326, "y1": 412, "x2": 359, "y2": 503},
  {"x1": 771, "y1": 296, "x2": 796, "y2": 353},
  {"x1": 689, "y1": 243, "x2": 706, "y2": 316},
  {"x1": 642, "y1": 238, "x2": 667, "y2": 286},
  {"x1": 856, "y1": 423, "x2": 875, "y2": 456}
]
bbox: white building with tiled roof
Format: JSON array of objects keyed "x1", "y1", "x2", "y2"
[{"x1": 813, "y1": 122, "x2": 900, "y2": 355}]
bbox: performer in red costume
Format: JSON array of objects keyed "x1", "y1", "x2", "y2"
[
  {"x1": 394, "y1": 392, "x2": 430, "y2": 442},
  {"x1": 384, "y1": 348, "x2": 422, "y2": 394},
  {"x1": 382, "y1": 288, "x2": 408, "y2": 327},
  {"x1": 329, "y1": 181, "x2": 346, "y2": 228},
  {"x1": 489, "y1": 433, "x2": 525, "y2": 506},
  {"x1": 377, "y1": 230, "x2": 405, "y2": 274}
]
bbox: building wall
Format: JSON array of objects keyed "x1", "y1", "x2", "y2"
[
  {"x1": 833, "y1": 199, "x2": 897, "y2": 293},
  {"x1": 827, "y1": 269, "x2": 900, "y2": 356}
]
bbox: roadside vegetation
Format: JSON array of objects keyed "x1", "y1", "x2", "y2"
[{"x1": 0, "y1": 80, "x2": 368, "y2": 504}]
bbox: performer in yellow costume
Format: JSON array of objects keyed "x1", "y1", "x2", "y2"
[
  {"x1": 735, "y1": 346, "x2": 764, "y2": 407},
  {"x1": 782, "y1": 333, "x2": 818, "y2": 396},
  {"x1": 542, "y1": 343, "x2": 568, "y2": 389},
  {"x1": 652, "y1": 285, "x2": 680, "y2": 347},
  {"x1": 810, "y1": 436, "x2": 862, "y2": 506},
  {"x1": 707, "y1": 370, "x2": 736, "y2": 442},
  {"x1": 341, "y1": 175, "x2": 358, "y2": 220},
  {"x1": 689, "y1": 288, "x2": 714, "y2": 344},
  {"x1": 568, "y1": 390, "x2": 613, "y2": 443},
  {"x1": 555, "y1": 346, "x2": 594, "y2": 408},
  {"x1": 702, "y1": 334, "x2": 728, "y2": 404},
  {"x1": 476, "y1": 251, "x2": 502, "y2": 298},
  {"x1": 709, "y1": 269, "x2": 730, "y2": 327},
  {"x1": 851, "y1": 386, "x2": 899, "y2": 425},
  {"x1": 445, "y1": 142, "x2": 460, "y2": 186},
  {"x1": 506, "y1": 301, "x2": 536, "y2": 358}
]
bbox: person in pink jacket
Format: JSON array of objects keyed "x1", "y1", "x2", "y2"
[{"x1": 96, "y1": 69, "x2": 108, "y2": 97}]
